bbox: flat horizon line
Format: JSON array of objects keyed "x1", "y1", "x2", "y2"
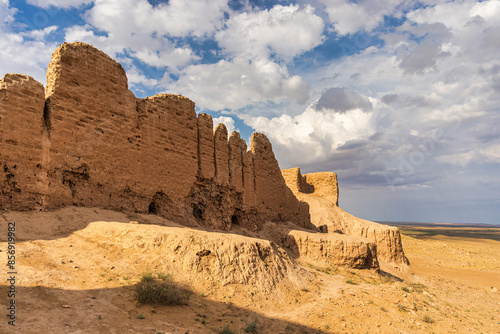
[{"x1": 377, "y1": 221, "x2": 500, "y2": 228}]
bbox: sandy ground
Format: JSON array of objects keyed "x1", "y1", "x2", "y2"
[{"x1": 1, "y1": 207, "x2": 499, "y2": 333}]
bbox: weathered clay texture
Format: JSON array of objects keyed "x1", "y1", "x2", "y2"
[
  {"x1": 282, "y1": 167, "x2": 409, "y2": 267},
  {"x1": 228, "y1": 132, "x2": 244, "y2": 192},
  {"x1": 0, "y1": 74, "x2": 46, "y2": 210},
  {"x1": 0, "y1": 42, "x2": 308, "y2": 230},
  {"x1": 214, "y1": 123, "x2": 229, "y2": 186},
  {"x1": 251, "y1": 134, "x2": 311, "y2": 227},
  {"x1": 197, "y1": 113, "x2": 215, "y2": 179},
  {"x1": 262, "y1": 222, "x2": 380, "y2": 270},
  {"x1": 285, "y1": 230, "x2": 379, "y2": 269}
]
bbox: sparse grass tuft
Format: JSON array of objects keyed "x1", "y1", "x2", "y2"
[
  {"x1": 307, "y1": 264, "x2": 338, "y2": 275},
  {"x1": 380, "y1": 307, "x2": 387, "y2": 312},
  {"x1": 325, "y1": 267, "x2": 339, "y2": 274},
  {"x1": 135, "y1": 272, "x2": 188, "y2": 305},
  {"x1": 402, "y1": 287, "x2": 410, "y2": 293},
  {"x1": 397, "y1": 304, "x2": 408, "y2": 312},
  {"x1": 136, "y1": 313, "x2": 145, "y2": 319},
  {"x1": 245, "y1": 320, "x2": 258, "y2": 333},
  {"x1": 409, "y1": 283, "x2": 427, "y2": 293},
  {"x1": 157, "y1": 272, "x2": 172, "y2": 281},
  {"x1": 423, "y1": 313, "x2": 434, "y2": 323},
  {"x1": 141, "y1": 270, "x2": 155, "y2": 283},
  {"x1": 345, "y1": 279, "x2": 358, "y2": 285}
]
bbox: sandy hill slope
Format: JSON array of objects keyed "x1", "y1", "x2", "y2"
[
  {"x1": 281, "y1": 168, "x2": 409, "y2": 275},
  {"x1": 1, "y1": 207, "x2": 499, "y2": 333}
]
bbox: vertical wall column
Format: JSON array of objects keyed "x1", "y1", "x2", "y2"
[
  {"x1": 214, "y1": 124, "x2": 229, "y2": 185},
  {"x1": 197, "y1": 113, "x2": 215, "y2": 179},
  {"x1": 228, "y1": 132, "x2": 245, "y2": 192},
  {"x1": 0, "y1": 74, "x2": 46, "y2": 210}
]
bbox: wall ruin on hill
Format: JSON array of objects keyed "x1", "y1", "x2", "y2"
[
  {"x1": 0, "y1": 42, "x2": 310, "y2": 231},
  {"x1": 282, "y1": 167, "x2": 409, "y2": 266}
]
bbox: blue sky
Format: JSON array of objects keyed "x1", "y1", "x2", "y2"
[{"x1": 1, "y1": 0, "x2": 499, "y2": 224}]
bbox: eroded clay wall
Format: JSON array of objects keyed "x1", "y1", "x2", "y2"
[
  {"x1": 0, "y1": 74, "x2": 46, "y2": 210},
  {"x1": 0, "y1": 42, "x2": 310, "y2": 230},
  {"x1": 250, "y1": 133, "x2": 311, "y2": 227},
  {"x1": 134, "y1": 95, "x2": 198, "y2": 216},
  {"x1": 228, "y1": 132, "x2": 244, "y2": 192},
  {"x1": 197, "y1": 113, "x2": 215, "y2": 179},
  {"x1": 282, "y1": 167, "x2": 408, "y2": 265},
  {"x1": 303, "y1": 172, "x2": 338, "y2": 206},
  {"x1": 214, "y1": 124, "x2": 229, "y2": 185},
  {"x1": 281, "y1": 167, "x2": 314, "y2": 195},
  {"x1": 43, "y1": 42, "x2": 138, "y2": 209},
  {"x1": 242, "y1": 150, "x2": 256, "y2": 207}
]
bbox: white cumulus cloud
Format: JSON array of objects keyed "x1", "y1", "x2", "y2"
[
  {"x1": 86, "y1": 0, "x2": 228, "y2": 38},
  {"x1": 216, "y1": 4, "x2": 324, "y2": 61},
  {"x1": 169, "y1": 57, "x2": 310, "y2": 110},
  {"x1": 0, "y1": 0, "x2": 15, "y2": 28},
  {"x1": 242, "y1": 101, "x2": 376, "y2": 167},
  {"x1": 0, "y1": 1, "x2": 58, "y2": 83},
  {"x1": 321, "y1": 0, "x2": 407, "y2": 35},
  {"x1": 212, "y1": 116, "x2": 238, "y2": 135}
]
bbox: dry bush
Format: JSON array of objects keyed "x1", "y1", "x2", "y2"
[{"x1": 135, "y1": 271, "x2": 188, "y2": 305}]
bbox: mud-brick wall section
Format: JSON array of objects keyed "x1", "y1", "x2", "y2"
[
  {"x1": 0, "y1": 42, "x2": 311, "y2": 231},
  {"x1": 0, "y1": 74, "x2": 46, "y2": 210}
]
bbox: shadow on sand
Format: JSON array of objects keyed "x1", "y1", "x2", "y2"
[
  {"x1": 0, "y1": 283, "x2": 326, "y2": 334},
  {"x1": 0, "y1": 207, "x2": 331, "y2": 333}
]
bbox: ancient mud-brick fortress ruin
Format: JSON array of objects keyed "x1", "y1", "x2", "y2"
[{"x1": 0, "y1": 42, "x2": 408, "y2": 270}]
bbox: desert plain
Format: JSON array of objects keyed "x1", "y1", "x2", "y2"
[{"x1": 1, "y1": 208, "x2": 499, "y2": 334}]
